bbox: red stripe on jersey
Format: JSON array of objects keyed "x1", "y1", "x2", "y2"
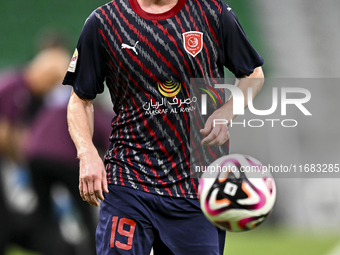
[
  {"x1": 124, "y1": 91, "x2": 159, "y2": 180},
  {"x1": 211, "y1": 0, "x2": 222, "y2": 14},
  {"x1": 119, "y1": 95, "x2": 160, "y2": 194},
  {"x1": 190, "y1": 178, "x2": 198, "y2": 195},
  {"x1": 182, "y1": 5, "x2": 207, "y2": 79},
  {"x1": 112, "y1": 1, "x2": 183, "y2": 79},
  {"x1": 127, "y1": 147, "x2": 150, "y2": 193},
  {"x1": 154, "y1": 20, "x2": 194, "y2": 78},
  {"x1": 99, "y1": 7, "x2": 206, "y2": 197},
  {"x1": 126, "y1": 89, "x2": 186, "y2": 196},
  {"x1": 106, "y1": 6, "x2": 192, "y2": 192},
  {"x1": 99, "y1": 29, "x2": 184, "y2": 196},
  {"x1": 108, "y1": 163, "x2": 112, "y2": 184},
  {"x1": 152, "y1": 19, "x2": 196, "y2": 155},
  {"x1": 141, "y1": 152, "x2": 159, "y2": 178},
  {"x1": 119, "y1": 163, "x2": 125, "y2": 186},
  {"x1": 183, "y1": 3, "x2": 216, "y2": 83},
  {"x1": 193, "y1": 0, "x2": 218, "y2": 47},
  {"x1": 102, "y1": 5, "x2": 192, "y2": 172}
]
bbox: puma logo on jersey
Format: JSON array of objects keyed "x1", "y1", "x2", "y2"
[{"x1": 121, "y1": 41, "x2": 139, "y2": 55}]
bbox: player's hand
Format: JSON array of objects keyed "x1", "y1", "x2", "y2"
[
  {"x1": 78, "y1": 150, "x2": 109, "y2": 207},
  {"x1": 200, "y1": 109, "x2": 231, "y2": 146}
]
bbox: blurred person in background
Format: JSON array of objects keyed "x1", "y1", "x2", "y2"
[
  {"x1": 0, "y1": 34, "x2": 71, "y2": 254},
  {"x1": 23, "y1": 84, "x2": 112, "y2": 255},
  {"x1": 0, "y1": 39, "x2": 70, "y2": 162}
]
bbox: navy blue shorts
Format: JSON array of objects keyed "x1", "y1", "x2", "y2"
[{"x1": 96, "y1": 185, "x2": 226, "y2": 255}]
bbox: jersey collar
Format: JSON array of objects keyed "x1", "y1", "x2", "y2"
[{"x1": 129, "y1": 0, "x2": 186, "y2": 20}]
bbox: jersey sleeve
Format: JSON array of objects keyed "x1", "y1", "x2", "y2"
[
  {"x1": 62, "y1": 10, "x2": 106, "y2": 99},
  {"x1": 218, "y1": 3, "x2": 264, "y2": 78}
]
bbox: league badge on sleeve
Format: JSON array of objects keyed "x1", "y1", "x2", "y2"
[
  {"x1": 68, "y1": 48, "x2": 79, "y2": 73},
  {"x1": 183, "y1": 31, "x2": 203, "y2": 58}
]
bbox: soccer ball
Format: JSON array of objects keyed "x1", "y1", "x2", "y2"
[{"x1": 199, "y1": 154, "x2": 276, "y2": 232}]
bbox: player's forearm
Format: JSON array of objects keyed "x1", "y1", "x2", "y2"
[
  {"x1": 237, "y1": 66, "x2": 264, "y2": 104},
  {"x1": 67, "y1": 89, "x2": 97, "y2": 159},
  {"x1": 220, "y1": 67, "x2": 264, "y2": 121}
]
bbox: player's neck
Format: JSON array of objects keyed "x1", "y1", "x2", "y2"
[{"x1": 136, "y1": 0, "x2": 179, "y2": 14}]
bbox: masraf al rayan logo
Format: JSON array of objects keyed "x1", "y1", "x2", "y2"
[
  {"x1": 142, "y1": 81, "x2": 197, "y2": 116},
  {"x1": 158, "y1": 81, "x2": 181, "y2": 97}
]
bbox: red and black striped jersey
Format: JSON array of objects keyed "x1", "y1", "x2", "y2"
[{"x1": 63, "y1": 0, "x2": 263, "y2": 199}]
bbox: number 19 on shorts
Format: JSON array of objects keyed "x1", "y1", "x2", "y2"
[{"x1": 110, "y1": 216, "x2": 136, "y2": 250}]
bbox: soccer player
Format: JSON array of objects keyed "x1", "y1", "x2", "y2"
[{"x1": 63, "y1": 0, "x2": 264, "y2": 254}]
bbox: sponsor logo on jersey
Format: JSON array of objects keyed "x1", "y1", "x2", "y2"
[
  {"x1": 121, "y1": 41, "x2": 139, "y2": 55},
  {"x1": 142, "y1": 81, "x2": 197, "y2": 116},
  {"x1": 158, "y1": 81, "x2": 181, "y2": 97},
  {"x1": 68, "y1": 48, "x2": 78, "y2": 73},
  {"x1": 183, "y1": 31, "x2": 203, "y2": 57}
]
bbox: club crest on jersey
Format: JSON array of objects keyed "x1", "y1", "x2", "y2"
[{"x1": 183, "y1": 31, "x2": 203, "y2": 57}]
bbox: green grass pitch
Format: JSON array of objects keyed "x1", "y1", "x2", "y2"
[
  {"x1": 6, "y1": 227, "x2": 340, "y2": 255},
  {"x1": 224, "y1": 227, "x2": 340, "y2": 255}
]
